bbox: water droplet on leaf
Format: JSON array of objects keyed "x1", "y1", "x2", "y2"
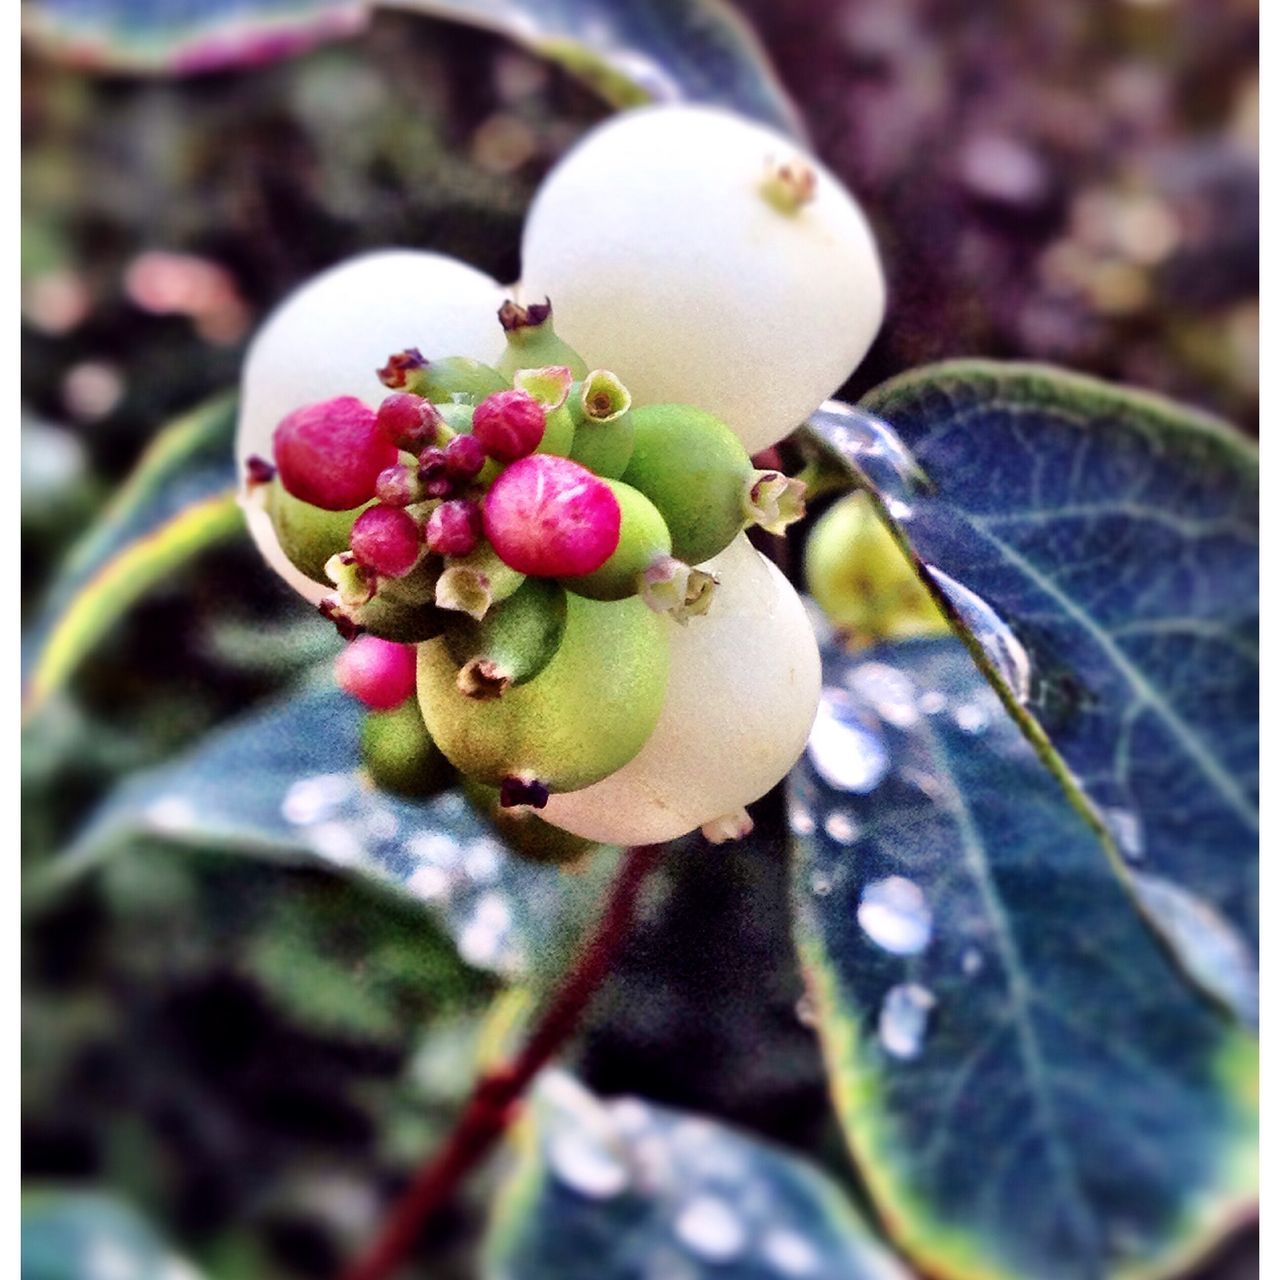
[
  {"x1": 927, "y1": 566, "x2": 1032, "y2": 703},
  {"x1": 806, "y1": 691, "x2": 890, "y2": 793},
  {"x1": 878, "y1": 982, "x2": 937, "y2": 1059},
  {"x1": 858, "y1": 876, "x2": 932, "y2": 954},
  {"x1": 548, "y1": 1130, "x2": 630, "y2": 1199},
  {"x1": 673, "y1": 1194, "x2": 748, "y2": 1264}
]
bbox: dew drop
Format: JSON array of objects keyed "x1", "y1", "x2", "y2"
[
  {"x1": 406, "y1": 864, "x2": 451, "y2": 902},
  {"x1": 794, "y1": 993, "x2": 818, "y2": 1027},
  {"x1": 806, "y1": 691, "x2": 891, "y2": 793},
  {"x1": 918, "y1": 690, "x2": 947, "y2": 715},
  {"x1": 806, "y1": 401, "x2": 927, "y2": 493},
  {"x1": 282, "y1": 772, "x2": 355, "y2": 825},
  {"x1": 961, "y1": 946, "x2": 984, "y2": 976},
  {"x1": 609, "y1": 1097, "x2": 652, "y2": 1137},
  {"x1": 457, "y1": 891, "x2": 514, "y2": 969},
  {"x1": 548, "y1": 1130, "x2": 630, "y2": 1200},
  {"x1": 1102, "y1": 807, "x2": 1144, "y2": 862},
  {"x1": 809, "y1": 868, "x2": 835, "y2": 897},
  {"x1": 760, "y1": 1227, "x2": 821, "y2": 1277},
  {"x1": 885, "y1": 497, "x2": 914, "y2": 521},
  {"x1": 878, "y1": 982, "x2": 937, "y2": 1059},
  {"x1": 406, "y1": 831, "x2": 461, "y2": 868},
  {"x1": 788, "y1": 803, "x2": 816, "y2": 836},
  {"x1": 858, "y1": 877, "x2": 932, "y2": 954},
  {"x1": 306, "y1": 820, "x2": 364, "y2": 866},
  {"x1": 463, "y1": 836, "x2": 503, "y2": 884},
  {"x1": 952, "y1": 701, "x2": 990, "y2": 735},
  {"x1": 846, "y1": 662, "x2": 919, "y2": 728},
  {"x1": 1132, "y1": 873, "x2": 1258, "y2": 1024},
  {"x1": 145, "y1": 795, "x2": 197, "y2": 835},
  {"x1": 673, "y1": 1194, "x2": 748, "y2": 1264},
  {"x1": 823, "y1": 809, "x2": 860, "y2": 845},
  {"x1": 927, "y1": 566, "x2": 1032, "y2": 703}
]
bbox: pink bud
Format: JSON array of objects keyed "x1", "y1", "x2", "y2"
[
  {"x1": 376, "y1": 392, "x2": 441, "y2": 451},
  {"x1": 350, "y1": 504, "x2": 421, "y2": 577},
  {"x1": 483, "y1": 455, "x2": 620, "y2": 577},
  {"x1": 375, "y1": 463, "x2": 424, "y2": 507},
  {"x1": 273, "y1": 396, "x2": 398, "y2": 511},
  {"x1": 472, "y1": 389, "x2": 546, "y2": 462},
  {"x1": 335, "y1": 635, "x2": 417, "y2": 710},
  {"x1": 417, "y1": 447, "x2": 454, "y2": 498},
  {"x1": 426, "y1": 500, "x2": 482, "y2": 557},
  {"x1": 443, "y1": 433, "x2": 487, "y2": 481}
]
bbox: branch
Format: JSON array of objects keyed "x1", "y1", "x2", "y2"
[{"x1": 341, "y1": 842, "x2": 663, "y2": 1280}]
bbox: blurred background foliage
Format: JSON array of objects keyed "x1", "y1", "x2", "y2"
[{"x1": 21, "y1": 2, "x2": 1257, "y2": 1277}]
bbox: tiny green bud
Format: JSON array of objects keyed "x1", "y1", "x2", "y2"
[
  {"x1": 445, "y1": 578, "x2": 568, "y2": 699},
  {"x1": 496, "y1": 298, "x2": 588, "y2": 380}
]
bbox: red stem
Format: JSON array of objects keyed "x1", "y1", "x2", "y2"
[{"x1": 340, "y1": 843, "x2": 662, "y2": 1280}]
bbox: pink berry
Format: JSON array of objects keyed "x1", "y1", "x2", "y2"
[
  {"x1": 483, "y1": 455, "x2": 621, "y2": 577},
  {"x1": 472, "y1": 390, "x2": 546, "y2": 462},
  {"x1": 443, "y1": 433, "x2": 487, "y2": 481},
  {"x1": 273, "y1": 396, "x2": 398, "y2": 511},
  {"x1": 375, "y1": 463, "x2": 423, "y2": 507},
  {"x1": 426, "y1": 500, "x2": 482, "y2": 557},
  {"x1": 417, "y1": 447, "x2": 454, "y2": 498},
  {"x1": 350, "y1": 504, "x2": 421, "y2": 577},
  {"x1": 335, "y1": 635, "x2": 417, "y2": 710},
  {"x1": 377, "y1": 392, "x2": 441, "y2": 451}
]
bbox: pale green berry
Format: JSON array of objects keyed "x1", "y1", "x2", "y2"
[
  {"x1": 445, "y1": 578, "x2": 568, "y2": 698},
  {"x1": 361, "y1": 700, "x2": 454, "y2": 799},
  {"x1": 417, "y1": 591, "x2": 669, "y2": 793},
  {"x1": 495, "y1": 299, "x2": 588, "y2": 381},
  {"x1": 265, "y1": 479, "x2": 368, "y2": 585}
]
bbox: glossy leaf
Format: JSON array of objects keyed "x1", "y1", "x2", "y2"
[
  {"x1": 57, "y1": 673, "x2": 617, "y2": 981},
  {"x1": 791, "y1": 636, "x2": 1257, "y2": 1280},
  {"x1": 802, "y1": 364, "x2": 1259, "y2": 980},
  {"x1": 24, "y1": 0, "x2": 802, "y2": 136},
  {"x1": 22, "y1": 1191, "x2": 203, "y2": 1280},
  {"x1": 23, "y1": 395, "x2": 242, "y2": 718},
  {"x1": 22, "y1": 0, "x2": 366, "y2": 74},
  {"x1": 395, "y1": 0, "x2": 804, "y2": 135},
  {"x1": 485, "y1": 1072, "x2": 912, "y2": 1279}
]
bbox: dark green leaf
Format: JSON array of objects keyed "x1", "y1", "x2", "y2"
[
  {"x1": 23, "y1": 395, "x2": 242, "y2": 718},
  {"x1": 399, "y1": 0, "x2": 804, "y2": 134},
  {"x1": 55, "y1": 674, "x2": 618, "y2": 981},
  {"x1": 791, "y1": 636, "x2": 1257, "y2": 1280},
  {"x1": 485, "y1": 1072, "x2": 911, "y2": 1278},
  {"x1": 803, "y1": 364, "x2": 1258, "y2": 987},
  {"x1": 22, "y1": 1192, "x2": 202, "y2": 1280}
]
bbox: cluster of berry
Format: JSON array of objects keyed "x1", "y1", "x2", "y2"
[{"x1": 236, "y1": 105, "x2": 884, "y2": 847}]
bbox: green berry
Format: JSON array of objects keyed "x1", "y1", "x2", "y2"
[
  {"x1": 361, "y1": 699, "x2": 455, "y2": 798},
  {"x1": 561, "y1": 480, "x2": 670, "y2": 602},
  {"x1": 621, "y1": 404, "x2": 752, "y2": 564},
  {"x1": 567, "y1": 371, "x2": 635, "y2": 478},
  {"x1": 462, "y1": 779, "x2": 596, "y2": 865},
  {"x1": 444, "y1": 578, "x2": 568, "y2": 698},
  {"x1": 417, "y1": 591, "x2": 668, "y2": 793},
  {"x1": 804, "y1": 491, "x2": 950, "y2": 646},
  {"x1": 266, "y1": 479, "x2": 369, "y2": 584},
  {"x1": 406, "y1": 355, "x2": 510, "y2": 404}
]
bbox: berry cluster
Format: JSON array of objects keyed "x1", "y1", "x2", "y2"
[{"x1": 237, "y1": 104, "x2": 884, "y2": 847}]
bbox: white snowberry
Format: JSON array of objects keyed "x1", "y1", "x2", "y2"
[
  {"x1": 236, "y1": 250, "x2": 506, "y2": 602},
  {"x1": 519, "y1": 104, "x2": 885, "y2": 454},
  {"x1": 541, "y1": 534, "x2": 821, "y2": 845}
]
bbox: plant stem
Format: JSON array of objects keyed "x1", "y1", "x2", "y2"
[{"x1": 340, "y1": 842, "x2": 663, "y2": 1280}]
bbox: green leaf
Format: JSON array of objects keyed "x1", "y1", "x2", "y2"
[
  {"x1": 801, "y1": 364, "x2": 1258, "y2": 1001},
  {"x1": 25, "y1": 0, "x2": 803, "y2": 136},
  {"x1": 791, "y1": 636, "x2": 1257, "y2": 1280},
  {"x1": 394, "y1": 0, "x2": 804, "y2": 134},
  {"x1": 22, "y1": 0, "x2": 367, "y2": 75},
  {"x1": 23, "y1": 394, "x2": 243, "y2": 718},
  {"x1": 485, "y1": 1072, "x2": 912, "y2": 1279},
  {"x1": 54, "y1": 673, "x2": 618, "y2": 982},
  {"x1": 22, "y1": 1191, "x2": 203, "y2": 1280}
]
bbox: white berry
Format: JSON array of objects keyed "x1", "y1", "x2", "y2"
[
  {"x1": 541, "y1": 533, "x2": 821, "y2": 845},
  {"x1": 236, "y1": 251, "x2": 507, "y2": 602},
  {"x1": 519, "y1": 105, "x2": 885, "y2": 455}
]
